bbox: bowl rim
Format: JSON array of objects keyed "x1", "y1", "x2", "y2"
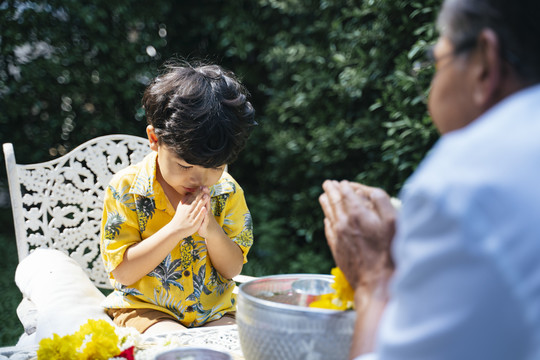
[
  {"x1": 154, "y1": 346, "x2": 232, "y2": 359},
  {"x1": 237, "y1": 273, "x2": 355, "y2": 316}
]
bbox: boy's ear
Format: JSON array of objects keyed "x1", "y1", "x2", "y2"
[{"x1": 146, "y1": 125, "x2": 159, "y2": 151}]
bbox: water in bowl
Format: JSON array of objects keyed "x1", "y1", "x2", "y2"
[{"x1": 254, "y1": 278, "x2": 335, "y2": 307}]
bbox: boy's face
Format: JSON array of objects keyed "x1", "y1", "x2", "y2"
[
  {"x1": 156, "y1": 145, "x2": 225, "y2": 196},
  {"x1": 147, "y1": 126, "x2": 226, "y2": 197}
]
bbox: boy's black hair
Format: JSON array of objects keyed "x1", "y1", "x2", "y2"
[{"x1": 142, "y1": 62, "x2": 257, "y2": 167}]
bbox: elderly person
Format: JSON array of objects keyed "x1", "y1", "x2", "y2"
[{"x1": 319, "y1": 1, "x2": 540, "y2": 359}]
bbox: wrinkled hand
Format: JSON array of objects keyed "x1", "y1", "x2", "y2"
[
  {"x1": 319, "y1": 180, "x2": 396, "y2": 291},
  {"x1": 171, "y1": 187, "x2": 209, "y2": 238}
]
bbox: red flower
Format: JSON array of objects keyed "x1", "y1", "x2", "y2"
[{"x1": 116, "y1": 346, "x2": 135, "y2": 360}]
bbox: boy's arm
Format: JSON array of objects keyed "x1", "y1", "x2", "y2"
[
  {"x1": 203, "y1": 218, "x2": 244, "y2": 280},
  {"x1": 112, "y1": 190, "x2": 209, "y2": 286},
  {"x1": 199, "y1": 194, "x2": 244, "y2": 280},
  {"x1": 112, "y1": 221, "x2": 196, "y2": 285}
]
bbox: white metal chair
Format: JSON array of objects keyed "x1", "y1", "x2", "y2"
[{"x1": 3, "y1": 134, "x2": 151, "y2": 289}]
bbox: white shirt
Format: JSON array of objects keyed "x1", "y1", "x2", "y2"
[{"x1": 358, "y1": 84, "x2": 540, "y2": 360}]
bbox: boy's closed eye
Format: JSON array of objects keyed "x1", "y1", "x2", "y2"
[
  {"x1": 178, "y1": 163, "x2": 224, "y2": 171},
  {"x1": 178, "y1": 163, "x2": 192, "y2": 171}
]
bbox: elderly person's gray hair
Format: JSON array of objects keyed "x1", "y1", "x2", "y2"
[{"x1": 437, "y1": 0, "x2": 540, "y2": 82}]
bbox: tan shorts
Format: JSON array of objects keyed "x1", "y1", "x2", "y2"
[{"x1": 106, "y1": 308, "x2": 236, "y2": 333}]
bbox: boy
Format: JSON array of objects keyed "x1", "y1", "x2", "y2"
[{"x1": 100, "y1": 62, "x2": 256, "y2": 334}]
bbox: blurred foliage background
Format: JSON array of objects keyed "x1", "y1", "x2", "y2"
[{"x1": 0, "y1": 0, "x2": 440, "y2": 345}]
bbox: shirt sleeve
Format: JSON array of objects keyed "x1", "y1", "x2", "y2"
[
  {"x1": 219, "y1": 185, "x2": 253, "y2": 264},
  {"x1": 371, "y1": 186, "x2": 529, "y2": 360},
  {"x1": 100, "y1": 181, "x2": 142, "y2": 274}
]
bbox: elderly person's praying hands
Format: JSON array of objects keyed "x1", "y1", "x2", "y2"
[
  {"x1": 319, "y1": 181, "x2": 395, "y2": 289},
  {"x1": 319, "y1": 181, "x2": 395, "y2": 355}
]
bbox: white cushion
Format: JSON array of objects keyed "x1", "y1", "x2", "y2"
[
  {"x1": 16, "y1": 297, "x2": 37, "y2": 336},
  {"x1": 14, "y1": 248, "x2": 114, "y2": 344}
]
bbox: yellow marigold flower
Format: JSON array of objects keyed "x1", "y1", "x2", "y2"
[
  {"x1": 78, "y1": 319, "x2": 120, "y2": 360},
  {"x1": 309, "y1": 293, "x2": 346, "y2": 310},
  {"x1": 37, "y1": 319, "x2": 120, "y2": 360},
  {"x1": 78, "y1": 319, "x2": 118, "y2": 341},
  {"x1": 80, "y1": 338, "x2": 120, "y2": 360},
  {"x1": 330, "y1": 267, "x2": 355, "y2": 306},
  {"x1": 37, "y1": 333, "x2": 80, "y2": 360},
  {"x1": 309, "y1": 267, "x2": 355, "y2": 311}
]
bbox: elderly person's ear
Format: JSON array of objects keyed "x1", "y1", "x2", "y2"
[{"x1": 472, "y1": 29, "x2": 506, "y2": 110}]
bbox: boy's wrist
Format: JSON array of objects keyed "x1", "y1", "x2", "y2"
[
  {"x1": 203, "y1": 221, "x2": 225, "y2": 241},
  {"x1": 162, "y1": 221, "x2": 191, "y2": 241}
]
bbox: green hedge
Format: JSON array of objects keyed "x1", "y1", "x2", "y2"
[
  {"x1": 1, "y1": 0, "x2": 440, "y2": 277},
  {"x1": 206, "y1": 0, "x2": 441, "y2": 275}
]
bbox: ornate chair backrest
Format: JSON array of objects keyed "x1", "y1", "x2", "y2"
[{"x1": 3, "y1": 134, "x2": 150, "y2": 289}]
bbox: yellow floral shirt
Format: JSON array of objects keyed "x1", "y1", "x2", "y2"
[{"x1": 100, "y1": 152, "x2": 253, "y2": 327}]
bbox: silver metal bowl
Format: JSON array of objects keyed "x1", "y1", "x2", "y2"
[
  {"x1": 154, "y1": 347, "x2": 232, "y2": 360},
  {"x1": 237, "y1": 274, "x2": 356, "y2": 360}
]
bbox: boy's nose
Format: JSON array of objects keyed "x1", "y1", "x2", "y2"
[{"x1": 190, "y1": 168, "x2": 208, "y2": 186}]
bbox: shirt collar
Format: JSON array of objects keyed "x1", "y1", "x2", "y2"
[
  {"x1": 129, "y1": 152, "x2": 157, "y2": 196},
  {"x1": 210, "y1": 173, "x2": 237, "y2": 196}
]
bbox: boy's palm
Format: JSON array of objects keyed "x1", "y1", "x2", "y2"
[
  {"x1": 172, "y1": 191, "x2": 208, "y2": 237},
  {"x1": 197, "y1": 192, "x2": 219, "y2": 238}
]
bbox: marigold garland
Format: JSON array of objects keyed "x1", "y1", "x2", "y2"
[
  {"x1": 309, "y1": 267, "x2": 355, "y2": 310},
  {"x1": 35, "y1": 318, "x2": 231, "y2": 360},
  {"x1": 37, "y1": 319, "x2": 121, "y2": 360}
]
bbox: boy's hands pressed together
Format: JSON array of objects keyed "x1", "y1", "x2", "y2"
[
  {"x1": 189, "y1": 186, "x2": 244, "y2": 279},
  {"x1": 170, "y1": 188, "x2": 209, "y2": 238},
  {"x1": 197, "y1": 186, "x2": 223, "y2": 239}
]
